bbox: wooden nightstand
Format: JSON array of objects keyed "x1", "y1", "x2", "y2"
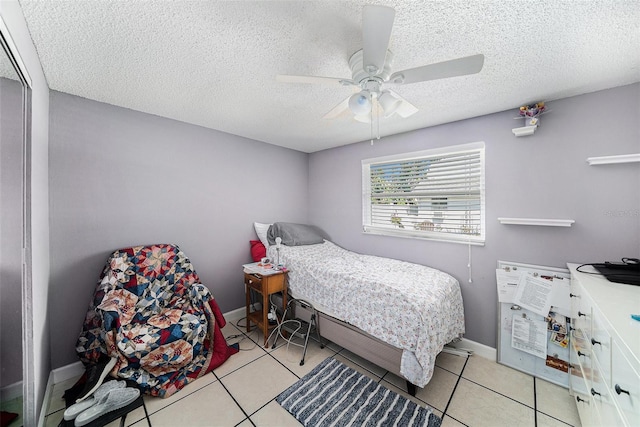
[{"x1": 244, "y1": 266, "x2": 288, "y2": 347}]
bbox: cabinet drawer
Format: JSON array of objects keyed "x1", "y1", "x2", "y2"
[
  {"x1": 589, "y1": 360, "x2": 621, "y2": 427},
  {"x1": 573, "y1": 390, "x2": 593, "y2": 425},
  {"x1": 570, "y1": 279, "x2": 592, "y2": 334},
  {"x1": 569, "y1": 352, "x2": 593, "y2": 427},
  {"x1": 612, "y1": 342, "x2": 640, "y2": 426},
  {"x1": 590, "y1": 312, "x2": 612, "y2": 385},
  {"x1": 571, "y1": 330, "x2": 593, "y2": 385},
  {"x1": 570, "y1": 339, "x2": 590, "y2": 397}
]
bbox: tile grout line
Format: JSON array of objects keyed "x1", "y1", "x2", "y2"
[
  {"x1": 213, "y1": 371, "x2": 256, "y2": 427},
  {"x1": 534, "y1": 377, "x2": 538, "y2": 427},
  {"x1": 441, "y1": 355, "x2": 470, "y2": 418}
]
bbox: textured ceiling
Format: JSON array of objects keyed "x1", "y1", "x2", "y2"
[{"x1": 18, "y1": 1, "x2": 640, "y2": 153}]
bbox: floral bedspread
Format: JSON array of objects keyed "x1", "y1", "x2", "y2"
[
  {"x1": 76, "y1": 244, "x2": 217, "y2": 398},
  {"x1": 268, "y1": 241, "x2": 464, "y2": 387}
]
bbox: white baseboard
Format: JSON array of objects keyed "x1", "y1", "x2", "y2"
[
  {"x1": 38, "y1": 370, "x2": 55, "y2": 427},
  {"x1": 0, "y1": 380, "x2": 23, "y2": 402},
  {"x1": 52, "y1": 360, "x2": 85, "y2": 384},
  {"x1": 223, "y1": 306, "x2": 247, "y2": 324},
  {"x1": 449, "y1": 337, "x2": 497, "y2": 361},
  {"x1": 38, "y1": 360, "x2": 86, "y2": 427}
]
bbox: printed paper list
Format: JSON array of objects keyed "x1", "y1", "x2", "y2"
[
  {"x1": 514, "y1": 273, "x2": 553, "y2": 316},
  {"x1": 512, "y1": 316, "x2": 547, "y2": 359}
]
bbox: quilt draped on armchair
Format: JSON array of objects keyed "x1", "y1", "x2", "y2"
[{"x1": 76, "y1": 244, "x2": 233, "y2": 398}]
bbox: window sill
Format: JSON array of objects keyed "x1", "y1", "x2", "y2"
[{"x1": 362, "y1": 227, "x2": 485, "y2": 246}]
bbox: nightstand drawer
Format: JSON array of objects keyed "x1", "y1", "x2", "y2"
[{"x1": 244, "y1": 273, "x2": 263, "y2": 291}]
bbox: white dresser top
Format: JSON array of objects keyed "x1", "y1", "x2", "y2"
[{"x1": 568, "y1": 263, "x2": 640, "y2": 366}]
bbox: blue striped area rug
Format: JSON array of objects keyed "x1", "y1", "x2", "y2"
[{"x1": 276, "y1": 358, "x2": 441, "y2": 427}]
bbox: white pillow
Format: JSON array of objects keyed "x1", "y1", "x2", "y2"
[{"x1": 254, "y1": 222, "x2": 272, "y2": 249}]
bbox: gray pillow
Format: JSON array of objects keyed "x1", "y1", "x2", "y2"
[{"x1": 267, "y1": 222, "x2": 325, "y2": 246}]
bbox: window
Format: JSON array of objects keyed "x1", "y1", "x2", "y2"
[{"x1": 362, "y1": 142, "x2": 485, "y2": 245}]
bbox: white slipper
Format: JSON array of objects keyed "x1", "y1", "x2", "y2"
[
  {"x1": 74, "y1": 387, "x2": 140, "y2": 427},
  {"x1": 64, "y1": 380, "x2": 126, "y2": 420}
]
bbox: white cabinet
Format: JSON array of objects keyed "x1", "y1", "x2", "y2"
[{"x1": 568, "y1": 263, "x2": 640, "y2": 427}]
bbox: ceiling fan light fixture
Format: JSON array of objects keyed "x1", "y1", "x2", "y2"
[
  {"x1": 349, "y1": 91, "x2": 372, "y2": 115},
  {"x1": 354, "y1": 114, "x2": 371, "y2": 123},
  {"x1": 378, "y1": 91, "x2": 401, "y2": 117}
]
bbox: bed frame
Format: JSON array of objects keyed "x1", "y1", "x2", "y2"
[
  {"x1": 316, "y1": 309, "x2": 418, "y2": 396},
  {"x1": 275, "y1": 294, "x2": 417, "y2": 396}
]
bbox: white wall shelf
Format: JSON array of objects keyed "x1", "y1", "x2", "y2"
[
  {"x1": 586, "y1": 153, "x2": 640, "y2": 165},
  {"x1": 497, "y1": 218, "x2": 575, "y2": 227},
  {"x1": 512, "y1": 125, "x2": 537, "y2": 137}
]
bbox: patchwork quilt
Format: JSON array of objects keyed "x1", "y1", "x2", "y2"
[{"x1": 76, "y1": 244, "x2": 220, "y2": 398}]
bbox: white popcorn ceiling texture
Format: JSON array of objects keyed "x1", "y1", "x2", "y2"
[{"x1": 18, "y1": 1, "x2": 640, "y2": 153}]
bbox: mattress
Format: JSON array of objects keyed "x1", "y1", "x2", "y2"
[{"x1": 268, "y1": 240, "x2": 464, "y2": 386}]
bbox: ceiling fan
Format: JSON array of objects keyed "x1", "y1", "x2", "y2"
[{"x1": 276, "y1": 5, "x2": 485, "y2": 123}]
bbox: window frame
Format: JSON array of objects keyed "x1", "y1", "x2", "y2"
[{"x1": 361, "y1": 141, "x2": 486, "y2": 245}]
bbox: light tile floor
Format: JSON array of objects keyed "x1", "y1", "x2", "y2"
[{"x1": 44, "y1": 321, "x2": 581, "y2": 427}]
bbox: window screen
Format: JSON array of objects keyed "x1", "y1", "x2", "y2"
[{"x1": 362, "y1": 142, "x2": 485, "y2": 244}]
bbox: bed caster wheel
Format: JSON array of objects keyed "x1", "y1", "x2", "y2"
[{"x1": 300, "y1": 360, "x2": 305, "y2": 366}]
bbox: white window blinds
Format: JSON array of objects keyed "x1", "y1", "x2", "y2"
[{"x1": 362, "y1": 142, "x2": 485, "y2": 244}]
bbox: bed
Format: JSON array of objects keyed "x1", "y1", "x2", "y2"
[{"x1": 257, "y1": 222, "x2": 465, "y2": 393}]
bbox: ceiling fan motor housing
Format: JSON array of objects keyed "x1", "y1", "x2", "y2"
[{"x1": 349, "y1": 49, "x2": 394, "y2": 96}]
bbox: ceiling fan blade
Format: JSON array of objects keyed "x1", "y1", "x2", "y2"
[
  {"x1": 387, "y1": 90, "x2": 419, "y2": 118},
  {"x1": 362, "y1": 5, "x2": 395, "y2": 76},
  {"x1": 396, "y1": 101, "x2": 419, "y2": 118},
  {"x1": 323, "y1": 96, "x2": 351, "y2": 120},
  {"x1": 389, "y1": 54, "x2": 485, "y2": 85},
  {"x1": 276, "y1": 74, "x2": 354, "y2": 86}
]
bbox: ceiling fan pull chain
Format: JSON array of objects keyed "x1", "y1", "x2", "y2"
[
  {"x1": 376, "y1": 102, "x2": 381, "y2": 140},
  {"x1": 370, "y1": 105, "x2": 374, "y2": 145}
]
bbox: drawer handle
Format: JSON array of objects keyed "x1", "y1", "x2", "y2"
[
  {"x1": 615, "y1": 384, "x2": 630, "y2": 395},
  {"x1": 578, "y1": 350, "x2": 589, "y2": 358},
  {"x1": 569, "y1": 293, "x2": 579, "y2": 298},
  {"x1": 576, "y1": 396, "x2": 589, "y2": 405},
  {"x1": 590, "y1": 338, "x2": 601, "y2": 346},
  {"x1": 590, "y1": 388, "x2": 601, "y2": 397},
  {"x1": 578, "y1": 311, "x2": 587, "y2": 317}
]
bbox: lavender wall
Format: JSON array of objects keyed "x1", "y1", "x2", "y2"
[
  {"x1": 48, "y1": 91, "x2": 309, "y2": 368},
  {"x1": 308, "y1": 84, "x2": 640, "y2": 349}
]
